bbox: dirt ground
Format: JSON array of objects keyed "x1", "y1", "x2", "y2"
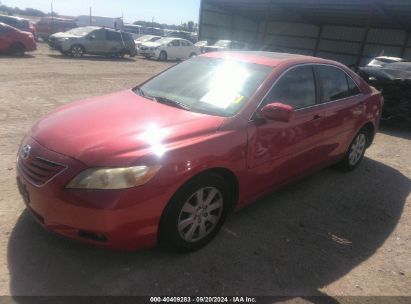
[{"x1": 0, "y1": 44, "x2": 410, "y2": 301}]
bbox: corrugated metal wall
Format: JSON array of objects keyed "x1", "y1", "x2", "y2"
[{"x1": 199, "y1": 2, "x2": 410, "y2": 67}]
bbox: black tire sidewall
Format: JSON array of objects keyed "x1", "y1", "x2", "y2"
[
  {"x1": 159, "y1": 51, "x2": 167, "y2": 61},
  {"x1": 338, "y1": 129, "x2": 368, "y2": 172},
  {"x1": 9, "y1": 43, "x2": 24, "y2": 56},
  {"x1": 70, "y1": 45, "x2": 84, "y2": 57},
  {"x1": 159, "y1": 173, "x2": 231, "y2": 252}
]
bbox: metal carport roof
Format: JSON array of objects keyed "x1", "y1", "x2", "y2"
[{"x1": 205, "y1": 0, "x2": 411, "y2": 31}]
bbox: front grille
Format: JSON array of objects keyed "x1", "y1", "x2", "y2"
[{"x1": 18, "y1": 156, "x2": 67, "y2": 187}]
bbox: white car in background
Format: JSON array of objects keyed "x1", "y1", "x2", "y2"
[
  {"x1": 135, "y1": 35, "x2": 161, "y2": 53},
  {"x1": 139, "y1": 37, "x2": 200, "y2": 61}
]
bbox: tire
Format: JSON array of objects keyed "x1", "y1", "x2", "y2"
[
  {"x1": 336, "y1": 128, "x2": 368, "y2": 172},
  {"x1": 159, "y1": 172, "x2": 231, "y2": 252},
  {"x1": 9, "y1": 43, "x2": 25, "y2": 56},
  {"x1": 189, "y1": 52, "x2": 197, "y2": 58},
  {"x1": 158, "y1": 51, "x2": 167, "y2": 61},
  {"x1": 69, "y1": 45, "x2": 85, "y2": 58}
]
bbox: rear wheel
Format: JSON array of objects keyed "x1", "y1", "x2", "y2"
[
  {"x1": 336, "y1": 128, "x2": 368, "y2": 171},
  {"x1": 70, "y1": 45, "x2": 85, "y2": 58},
  {"x1": 9, "y1": 43, "x2": 25, "y2": 56},
  {"x1": 159, "y1": 173, "x2": 231, "y2": 252}
]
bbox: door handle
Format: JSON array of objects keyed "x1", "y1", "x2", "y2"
[{"x1": 312, "y1": 115, "x2": 321, "y2": 120}]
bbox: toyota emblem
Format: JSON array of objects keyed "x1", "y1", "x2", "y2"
[{"x1": 21, "y1": 144, "x2": 31, "y2": 160}]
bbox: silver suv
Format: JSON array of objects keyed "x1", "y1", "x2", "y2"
[{"x1": 49, "y1": 26, "x2": 137, "y2": 58}]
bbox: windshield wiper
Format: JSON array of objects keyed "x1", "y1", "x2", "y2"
[
  {"x1": 134, "y1": 87, "x2": 157, "y2": 101},
  {"x1": 152, "y1": 96, "x2": 192, "y2": 111}
]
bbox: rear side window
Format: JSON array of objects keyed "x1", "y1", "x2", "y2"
[
  {"x1": 317, "y1": 65, "x2": 361, "y2": 101},
  {"x1": 263, "y1": 65, "x2": 317, "y2": 109},
  {"x1": 347, "y1": 77, "x2": 361, "y2": 96},
  {"x1": 107, "y1": 31, "x2": 122, "y2": 41}
]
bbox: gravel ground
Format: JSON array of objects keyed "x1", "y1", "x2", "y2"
[{"x1": 0, "y1": 44, "x2": 410, "y2": 302}]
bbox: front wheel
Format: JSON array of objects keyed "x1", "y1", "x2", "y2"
[
  {"x1": 159, "y1": 173, "x2": 231, "y2": 252},
  {"x1": 158, "y1": 51, "x2": 167, "y2": 61},
  {"x1": 70, "y1": 45, "x2": 85, "y2": 58},
  {"x1": 9, "y1": 43, "x2": 25, "y2": 56},
  {"x1": 336, "y1": 129, "x2": 368, "y2": 171}
]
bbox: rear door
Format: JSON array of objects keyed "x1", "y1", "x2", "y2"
[
  {"x1": 247, "y1": 64, "x2": 326, "y2": 193},
  {"x1": 315, "y1": 65, "x2": 365, "y2": 159},
  {"x1": 106, "y1": 30, "x2": 124, "y2": 54},
  {"x1": 180, "y1": 39, "x2": 194, "y2": 58},
  {"x1": 167, "y1": 39, "x2": 181, "y2": 59}
]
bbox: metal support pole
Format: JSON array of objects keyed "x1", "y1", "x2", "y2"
[
  {"x1": 313, "y1": 24, "x2": 323, "y2": 56},
  {"x1": 355, "y1": 6, "x2": 373, "y2": 71},
  {"x1": 400, "y1": 31, "x2": 410, "y2": 58}
]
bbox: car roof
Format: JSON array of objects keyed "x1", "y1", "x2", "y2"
[
  {"x1": 0, "y1": 22, "x2": 19, "y2": 31},
  {"x1": 0, "y1": 14, "x2": 24, "y2": 21},
  {"x1": 201, "y1": 51, "x2": 336, "y2": 67}
]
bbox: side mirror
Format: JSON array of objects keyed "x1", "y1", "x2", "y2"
[{"x1": 260, "y1": 102, "x2": 294, "y2": 122}]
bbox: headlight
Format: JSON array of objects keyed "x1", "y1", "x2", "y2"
[
  {"x1": 59, "y1": 37, "x2": 70, "y2": 41},
  {"x1": 66, "y1": 165, "x2": 161, "y2": 190},
  {"x1": 154, "y1": 46, "x2": 160, "y2": 50}
]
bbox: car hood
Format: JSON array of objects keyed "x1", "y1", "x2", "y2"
[
  {"x1": 50, "y1": 32, "x2": 80, "y2": 39},
  {"x1": 141, "y1": 41, "x2": 162, "y2": 48},
  {"x1": 30, "y1": 90, "x2": 224, "y2": 166}
]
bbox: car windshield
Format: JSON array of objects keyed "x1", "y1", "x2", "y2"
[
  {"x1": 136, "y1": 57, "x2": 273, "y2": 117},
  {"x1": 66, "y1": 27, "x2": 96, "y2": 36},
  {"x1": 155, "y1": 37, "x2": 173, "y2": 45},
  {"x1": 214, "y1": 40, "x2": 231, "y2": 47},
  {"x1": 138, "y1": 35, "x2": 155, "y2": 42}
]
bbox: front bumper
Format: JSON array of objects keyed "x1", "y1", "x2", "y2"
[
  {"x1": 16, "y1": 137, "x2": 172, "y2": 250},
  {"x1": 139, "y1": 48, "x2": 156, "y2": 57}
]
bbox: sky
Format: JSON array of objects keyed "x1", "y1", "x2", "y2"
[{"x1": 2, "y1": 0, "x2": 201, "y2": 24}]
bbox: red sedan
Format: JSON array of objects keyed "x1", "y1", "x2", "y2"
[
  {"x1": 0, "y1": 22, "x2": 37, "y2": 56},
  {"x1": 16, "y1": 51, "x2": 382, "y2": 251}
]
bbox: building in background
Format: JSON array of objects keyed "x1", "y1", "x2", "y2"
[{"x1": 198, "y1": 0, "x2": 411, "y2": 68}]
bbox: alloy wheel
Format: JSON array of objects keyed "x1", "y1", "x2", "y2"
[
  {"x1": 178, "y1": 187, "x2": 223, "y2": 243},
  {"x1": 71, "y1": 46, "x2": 83, "y2": 57},
  {"x1": 348, "y1": 133, "x2": 366, "y2": 166}
]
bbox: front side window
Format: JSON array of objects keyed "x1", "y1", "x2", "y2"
[
  {"x1": 137, "y1": 57, "x2": 273, "y2": 117},
  {"x1": 263, "y1": 65, "x2": 316, "y2": 109},
  {"x1": 181, "y1": 40, "x2": 191, "y2": 47},
  {"x1": 0, "y1": 25, "x2": 10, "y2": 34},
  {"x1": 169, "y1": 40, "x2": 180, "y2": 47},
  {"x1": 90, "y1": 29, "x2": 106, "y2": 40}
]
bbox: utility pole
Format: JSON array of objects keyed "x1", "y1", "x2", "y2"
[
  {"x1": 50, "y1": 2, "x2": 54, "y2": 27},
  {"x1": 89, "y1": 7, "x2": 92, "y2": 25}
]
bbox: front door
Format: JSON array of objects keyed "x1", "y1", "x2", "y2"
[
  {"x1": 84, "y1": 28, "x2": 106, "y2": 54},
  {"x1": 0, "y1": 25, "x2": 12, "y2": 51},
  {"x1": 246, "y1": 65, "x2": 326, "y2": 196}
]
